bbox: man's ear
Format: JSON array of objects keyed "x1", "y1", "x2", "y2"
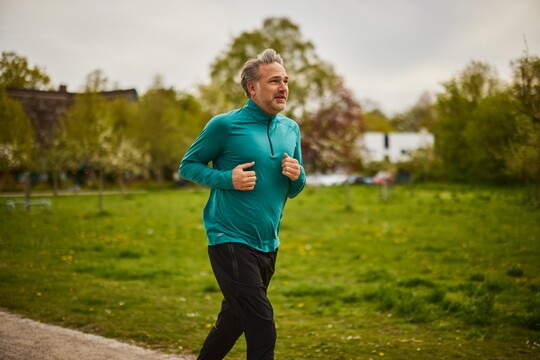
[{"x1": 248, "y1": 82, "x2": 257, "y2": 97}]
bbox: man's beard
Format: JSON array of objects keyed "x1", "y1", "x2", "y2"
[{"x1": 263, "y1": 98, "x2": 286, "y2": 114}]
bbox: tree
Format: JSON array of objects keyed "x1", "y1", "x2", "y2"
[
  {"x1": 199, "y1": 17, "x2": 340, "y2": 118},
  {"x1": 0, "y1": 87, "x2": 34, "y2": 171},
  {"x1": 434, "y1": 61, "x2": 511, "y2": 183},
  {"x1": 508, "y1": 52, "x2": 540, "y2": 206},
  {"x1": 0, "y1": 51, "x2": 51, "y2": 90},
  {"x1": 173, "y1": 92, "x2": 209, "y2": 160},
  {"x1": 37, "y1": 126, "x2": 71, "y2": 196},
  {"x1": 134, "y1": 79, "x2": 207, "y2": 186},
  {"x1": 59, "y1": 91, "x2": 108, "y2": 210},
  {"x1": 1, "y1": 52, "x2": 51, "y2": 208},
  {"x1": 364, "y1": 108, "x2": 394, "y2": 132},
  {"x1": 99, "y1": 98, "x2": 149, "y2": 195},
  {"x1": 463, "y1": 92, "x2": 516, "y2": 182},
  {"x1": 391, "y1": 92, "x2": 436, "y2": 132},
  {"x1": 84, "y1": 69, "x2": 109, "y2": 92},
  {"x1": 59, "y1": 86, "x2": 152, "y2": 210},
  {"x1": 401, "y1": 145, "x2": 439, "y2": 185},
  {"x1": 301, "y1": 79, "x2": 364, "y2": 209},
  {"x1": 0, "y1": 87, "x2": 36, "y2": 208},
  {"x1": 302, "y1": 78, "x2": 363, "y2": 172},
  {"x1": 199, "y1": 17, "x2": 363, "y2": 172}
]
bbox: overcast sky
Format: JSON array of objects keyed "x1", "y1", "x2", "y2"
[{"x1": 1, "y1": 0, "x2": 539, "y2": 115}]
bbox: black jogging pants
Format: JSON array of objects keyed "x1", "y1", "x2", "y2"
[{"x1": 197, "y1": 242, "x2": 277, "y2": 360}]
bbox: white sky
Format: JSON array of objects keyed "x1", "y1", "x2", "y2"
[{"x1": 1, "y1": 0, "x2": 539, "y2": 115}]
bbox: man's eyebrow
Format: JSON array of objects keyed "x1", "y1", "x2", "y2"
[{"x1": 268, "y1": 75, "x2": 288, "y2": 81}]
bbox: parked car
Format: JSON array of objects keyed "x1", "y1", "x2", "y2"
[
  {"x1": 306, "y1": 173, "x2": 349, "y2": 186},
  {"x1": 306, "y1": 173, "x2": 373, "y2": 186},
  {"x1": 371, "y1": 171, "x2": 395, "y2": 185}
]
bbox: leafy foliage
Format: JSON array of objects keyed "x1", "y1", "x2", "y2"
[
  {"x1": 0, "y1": 87, "x2": 34, "y2": 170},
  {"x1": 0, "y1": 51, "x2": 51, "y2": 90},
  {"x1": 199, "y1": 17, "x2": 338, "y2": 117},
  {"x1": 302, "y1": 79, "x2": 363, "y2": 172},
  {"x1": 507, "y1": 54, "x2": 540, "y2": 206},
  {"x1": 391, "y1": 92, "x2": 436, "y2": 132},
  {"x1": 364, "y1": 108, "x2": 395, "y2": 132},
  {"x1": 434, "y1": 61, "x2": 513, "y2": 183},
  {"x1": 133, "y1": 82, "x2": 207, "y2": 185}
]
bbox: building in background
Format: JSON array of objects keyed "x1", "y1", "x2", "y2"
[
  {"x1": 7, "y1": 85, "x2": 138, "y2": 144},
  {"x1": 358, "y1": 130, "x2": 434, "y2": 163}
]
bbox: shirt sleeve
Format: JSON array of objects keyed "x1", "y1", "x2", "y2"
[
  {"x1": 288, "y1": 125, "x2": 306, "y2": 198},
  {"x1": 179, "y1": 116, "x2": 235, "y2": 189}
]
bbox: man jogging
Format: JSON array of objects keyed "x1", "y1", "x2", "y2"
[{"x1": 179, "y1": 48, "x2": 306, "y2": 359}]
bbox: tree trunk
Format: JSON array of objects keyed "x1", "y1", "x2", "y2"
[
  {"x1": 524, "y1": 176, "x2": 531, "y2": 204},
  {"x1": 24, "y1": 171, "x2": 31, "y2": 212},
  {"x1": 409, "y1": 166, "x2": 415, "y2": 197},
  {"x1": 535, "y1": 176, "x2": 539, "y2": 209},
  {"x1": 157, "y1": 167, "x2": 165, "y2": 188},
  {"x1": 52, "y1": 171, "x2": 59, "y2": 196},
  {"x1": 98, "y1": 168, "x2": 104, "y2": 213},
  {"x1": 118, "y1": 172, "x2": 126, "y2": 198}
]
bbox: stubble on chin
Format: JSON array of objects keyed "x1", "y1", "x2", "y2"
[{"x1": 266, "y1": 99, "x2": 286, "y2": 114}]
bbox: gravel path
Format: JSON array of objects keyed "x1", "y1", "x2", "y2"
[{"x1": 0, "y1": 311, "x2": 196, "y2": 360}]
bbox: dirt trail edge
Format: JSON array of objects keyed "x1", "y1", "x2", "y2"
[{"x1": 0, "y1": 311, "x2": 196, "y2": 360}]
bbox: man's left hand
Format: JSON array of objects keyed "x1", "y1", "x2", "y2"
[{"x1": 282, "y1": 153, "x2": 301, "y2": 181}]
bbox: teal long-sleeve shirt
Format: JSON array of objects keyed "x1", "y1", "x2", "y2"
[{"x1": 179, "y1": 99, "x2": 306, "y2": 252}]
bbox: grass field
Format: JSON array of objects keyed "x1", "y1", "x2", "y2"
[{"x1": 1, "y1": 184, "x2": 539, "y2": 359}]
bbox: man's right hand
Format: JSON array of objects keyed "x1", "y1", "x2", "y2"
[{"x1": 232, "y1": 161, "x2": 256, "y2": 190}]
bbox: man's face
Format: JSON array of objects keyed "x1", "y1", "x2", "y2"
[{"x1": 249, "y1": 62, "x2": 289, "y2": 115}]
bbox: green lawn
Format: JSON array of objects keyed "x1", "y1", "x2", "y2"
[{"x1": 1, "y1": 184, "x2": 539, "y2": 359}]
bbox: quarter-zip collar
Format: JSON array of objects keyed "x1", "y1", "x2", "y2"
[
  {"x1": 245, "y1": 99, "x2": 278, "y2": 123},
  {"x1": 245, "y1": 99, "x2": 277, "y2": 156}
]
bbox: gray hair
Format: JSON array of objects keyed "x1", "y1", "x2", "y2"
[{"x1": 241, "y1": 48, "x2": 284, "y2": 99}]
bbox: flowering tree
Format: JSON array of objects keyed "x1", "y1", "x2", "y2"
[
  {"x1": 301, "y1": 78, "x2": 364, "y2": 173},
  {"x1": 97, "y1": 124, "x2": 150, "y2": 195},
  {"x1": 0, "y1": 51, "x2": 49, "y2": 203},
  {"x1": 59, "y1": 91, "x2": 148, "y2": 211}
]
